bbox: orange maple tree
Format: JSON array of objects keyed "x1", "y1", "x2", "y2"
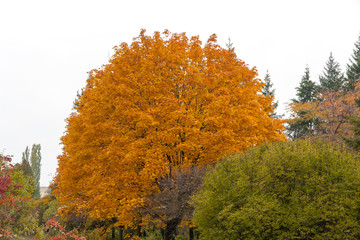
[{"x1": 54, "y1": 30, "x2": 285, "y2": 227}]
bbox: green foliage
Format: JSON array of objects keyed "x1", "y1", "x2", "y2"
[
  {"x1": 262, "y1": 71, "x2": 280, "y2": 118},
  {"x1": 294, "y1": 66, "x2": 318, "y2": 103},
  {"x1": 262, "y1": 71, "x2": 275, "y2": 97},
  {"x1": 319, "y1": 52, "x2": 344, "y2": 92},
  {"x1": 35, "y1": 194, "x2": 60, "y2": 227},
  {"x1": 346, "y1": 33, "x2": 360, "y2": 89},
  {"x1": 42, "y1": 200, "x2": 59, "y2": 223},
  {"x1": 287, "y1": 66, "x2": 319, "y2": 139},
  {"x1": 30, "y1": 144, "x2": 41, "y2": 199},
  {"x1": 344, "y1": 99, "x2": 360, "y2": 150},
  {"x1": 142, "y1": 229, "x2": 164, "y2": 240},
  {"x1": 6, "y1": 169, "x2": 38, "y2": 237},
  {"x1": 85, "y1": 228, "x2": 104, "y2": 240},
  {"x1": 21, "y1": 146, "x2": 33, "y2": 178},
  {"x1": 192, "y1": 140, "x2": 360, "y2": 240}
]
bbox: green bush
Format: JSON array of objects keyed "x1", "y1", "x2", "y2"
[
  {"x1": 6, "y1": 169, "x2": 38, "y2": 237},
  {"x1": 192, "y1": 140, "x2": 360, "y2": 239},
  {"x1": 142, "y1": 228, "x2": 164, "y2": 240}
]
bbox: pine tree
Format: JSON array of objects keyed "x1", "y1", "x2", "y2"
[
  {"x1": 319, "y1": 52, "x2": 344, "y2": 92},
  {"x1": 287, "y1": 66, "x2": 318, "y2": 139},
  {"x1": 30, "y1": 144, "x2": 41, "y2": 199},
  {"x1": 262, "y1": 70, "x2": 280, "y2": 118},
  {"x1": 345, "y1": 34, "x2": 360, "y2": 90},
  {"x1": 295, "y1": 66, "x2": 318, "y2": 103}
]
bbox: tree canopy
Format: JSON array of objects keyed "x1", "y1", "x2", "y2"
[
  {"x1": 54, "y1": 30, "x2": 285, "y2": 227},
  {"x1": 192, "y1": 140, "x2": 360, "y2": 240}
]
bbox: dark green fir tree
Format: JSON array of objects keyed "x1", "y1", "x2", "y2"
[
  {"x1": 345, "y1": 34, "x2": 360, "y2": 90},
  {"x1": 294, "y1": 66, "x2": 318, "y2": 103},
  {"x1": 287, "y1": 66, "x2": 318, "y2": 139},
  {"x1": 262, "y1": 70, "x2": 281, "y2": 118},
  {"x1": 319, "y1": 52, "x2": 344, "y2": 92}
]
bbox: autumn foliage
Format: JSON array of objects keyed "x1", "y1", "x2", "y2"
[
  {"x1": 0, "y1": 155, "x2": 23, "y2": 238},
  {"x1": 54, "y1": 30, "x2": 285, "y2": 226},
  {"x1": 0, "y1": 155, "x2": 18, "y2": 224},
  {"x1": 288, "y1": 83, "x2": 360, "y2": 141}
]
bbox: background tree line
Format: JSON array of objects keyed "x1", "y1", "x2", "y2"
[{"x1": 286, "y1": 34, "x2": 360, "y2": 142}]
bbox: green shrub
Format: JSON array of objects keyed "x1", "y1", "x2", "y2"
[
  {"x1": 6, "y1": 169, "x2": 38, "y2": 237},
  {"x1": 142, "y1": 228, "x2": 164, "y2": 240},
  {"x1": 192, "y1": 140, "x2": 360, "y2": 239},
  {"x1": 85, "y1": 228, "x2": 105, "y2": 240}
]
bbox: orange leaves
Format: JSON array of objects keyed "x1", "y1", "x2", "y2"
[
  {"x1": 55, "y1": 30, "x2": 286, "y2": 226},
  {"x1": 288, "y1": 83, "x2": 360, "y2": 141}
]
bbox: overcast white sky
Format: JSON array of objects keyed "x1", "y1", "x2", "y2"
[{"x1": 1, "y1": 0, "x2": 360, "y2": 186}]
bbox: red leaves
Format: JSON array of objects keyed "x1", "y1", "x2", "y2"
[
  {"x1": 45, "y1": 218, "x2": 86, "y2": 240},
  {"x1": 0, "y1": 155, "x2": 25, "y2": 227},
  {"x1": 0, "y1": 155, "x2": 13, "y2": 200}
]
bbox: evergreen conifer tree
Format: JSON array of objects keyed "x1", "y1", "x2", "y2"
[
  {"x1": 30, "y1": 144, "x2": 41, "y2": 199},
  {"x1": 287, "y1": 66, "x2": 318, "y2": 139},
  {"x1": 345, "y1": 34, "x2": 360, "y2": 90},
  {"x1": 262, "y1": 70, "x2": 280, "y2": 118},
  {"x1": 295, "y1": 66, "x2": 318, "y2": 103},
  {"x1": 319, "y1": 52, "x2": 344, "y2": 92}
]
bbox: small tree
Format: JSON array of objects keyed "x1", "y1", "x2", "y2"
[
  {"x1": 6, "y1": 166, "x2": 37, "y2": 237},
  {"x1": 192, "y1": 140, "x2": 360, "y2": 239},
  {"x1": 0, "y1": 155, "x2": 16, "y2": 224},
  {"x1": 0, "y1": 154, "x2": 25, "y2": 237},
  {"x1": 288, "y1": 83, "x2": 360, "y2": 142},
  {"x1": 30, "y1": 144, "x2": 41, "y2": 199},
  {"x1": 141, "y1": 166, "x2": 206, "y2": 240}
]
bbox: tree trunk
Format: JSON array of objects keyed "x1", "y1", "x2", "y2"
[
  {"x1": 119, "y1": 226, "x2": 124, "y2": 240},
  {"x1": 165, "y1": 218, "x2": 181, "y2": 240},
  {"x1": 143, "y1": 229, "x2": 146, "y2": 237},
  {"x1": 189, "y1": 227, "x2": 194, "y2": 240},
  {"x1": 161, "y1": 228, "x2": 165, "y2": 238},
  {"x1": 112, "y1": 227, "x2": 115, "y2": 239},
  {"x1": 136, "y1": 225, "x2": 141, "y2": 237}
]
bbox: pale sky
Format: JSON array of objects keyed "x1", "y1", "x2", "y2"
[{"x1": 1, "y1": 0, "x2": 360, "y2": 186}]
